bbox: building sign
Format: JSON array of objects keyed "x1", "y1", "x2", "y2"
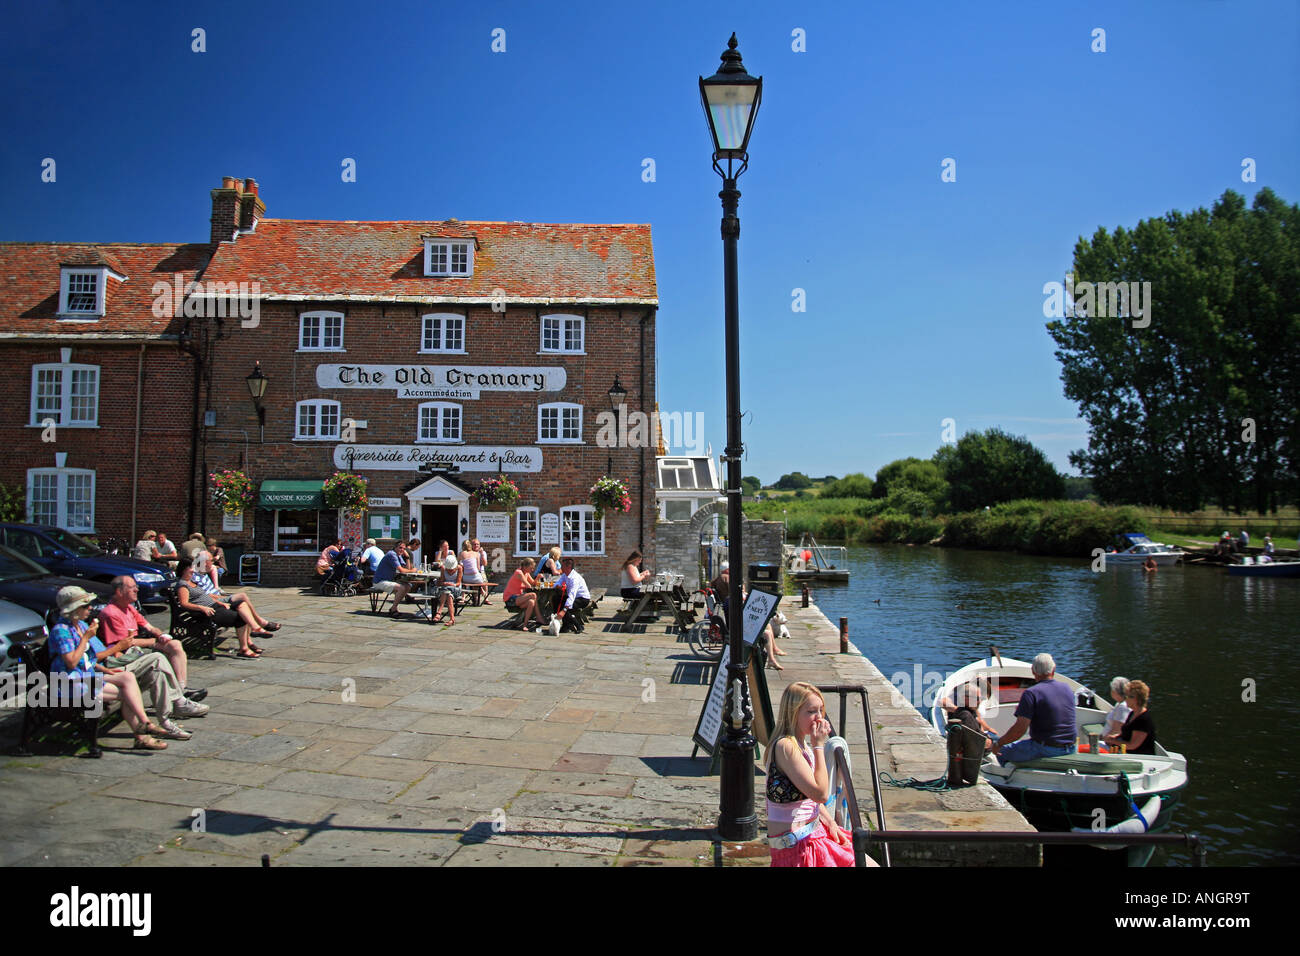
[
  {"x1": 222, "y1": 512, "x2": 244, "y2": 532},
  {"x1": 317, "y1": 365, "x2": 566, "y2": 394},
  {"x1": 334, "y1": 445, "x2": 543, "y2": 472},
  {"x1": 477, "y1": 513, "x2": 510, "y2": 543},
  {"x1": 368, "y1": 497, "x2": 401, "y2": 509},
  {"x1": 540, "y1": 512, "x2": 559, "y2": 545}
]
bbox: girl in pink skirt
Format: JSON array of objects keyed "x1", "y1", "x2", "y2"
[{"x1": 766, "y1": 681, "x2": 857, "y2": 867}]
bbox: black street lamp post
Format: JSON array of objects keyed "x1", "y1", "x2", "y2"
[
  {"x1": 700, "y1": 33, "x2": 762, "y2": 842},
  {"x1": 245, "y1": 362, "x2": 269, "y2": 443},
  {"x1": 606, "y1": 374, "x2": 627, "y2": 475}
]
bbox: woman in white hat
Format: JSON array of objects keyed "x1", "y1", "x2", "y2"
[
  {"x1": 48, "y1": 586, "x2": 168, "y2": 750},
  {"x1": 431, "y1": 554, "x2": 462, "y2": 626}
]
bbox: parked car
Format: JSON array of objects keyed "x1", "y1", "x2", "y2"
[
  {"x1": 0, "y1": 545, "x2": 115, "y2": 629},
  {"x1": 0, "y1": 523, "x2": 175, "y2": 606},
  {"x1": 0, "y1": 598, "x2": 48, "y2": 676}
]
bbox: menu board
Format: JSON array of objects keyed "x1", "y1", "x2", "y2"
[
  {"x1": 692, "y1": 646, "x2": 732, "y2": 756},
  {"x1": 540, "y1": 512, "x2": 559, "y2": 545},
  {"x1": 741, "y1": 589, "x2": 781, "y2": 647},
  {"x1": 477, "y1": 512, "x2": 510, "y2": 543}
]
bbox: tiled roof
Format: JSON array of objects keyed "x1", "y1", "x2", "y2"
[
  {"x1": 200, "y1": 220, "x2": 657, "y2": 304},
  {"x1": 0, "y1": 243, "x2": 209, "y2": 337}
]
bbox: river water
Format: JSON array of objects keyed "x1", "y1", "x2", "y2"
[{"x1": 804, "y1": 544, "x2": 1300, "y2": 866}]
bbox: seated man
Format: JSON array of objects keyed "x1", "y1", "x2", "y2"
[
  {"x1": 359, "y1": 538, "x2": 385, "y2": 577},
  {"x1": 98, "y1": 575, "x2": 207, "y2": 704},
  {"x1": 990, "y1": 653, "x2": 1077, "y2": 764},
  {"x1": 554, "y1": 557, "x2": 592, "y2": 634},
  {"x1": 180, "y1": 532, "x2": 206, "y2": 562},
  {"x1": 154, "y1": 532, "x2": 179, "y2": 565},
  {"x1": 939, "y1": 680, "x2": 996, "y2": 739},
  {"x1": 373, "y1": 541, "x2": 416, "y2": 618},
  {"x1": 88, "y1": 615, "x2": 205, "y2": 740}
]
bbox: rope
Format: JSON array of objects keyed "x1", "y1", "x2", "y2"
[{"x1": 878, "y1": 770, "x2": 952, "y2": 792}]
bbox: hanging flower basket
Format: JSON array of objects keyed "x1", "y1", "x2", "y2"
[
  {"x1": 590, "y1": 475, "x2": 631, "y2": 519},
  {"x1": 322, "y1": 471, "x2": 369, "y2": 518},
  {"x1": 209, "y1": 468, "x2": 255, "y2": 517},
  {"x1": 475, "y1": 476, "x2": 520, "y2": 511}
]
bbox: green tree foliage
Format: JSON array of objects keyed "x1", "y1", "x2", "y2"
[
  {"x1": 873, "y1": 458, "x2": 949, "y2": 513},
  {"x1": 1047, "y1": 188, "x2": 1300, "y2": 510},
  {"x1": 933, "y1": 428, "x2": 1065, "y2": 511},
  {"x1": 820, "y1": 473, "x2": 874, "y2": 498},
  {"x1": 741, "y1": 476, "x2": 761, "y2": 495},
  {"x1": 871, "y1": 457, "x2": 928, "y2": 499},
  {"x1": 0, "y1": 482, "x2": 24, "y2": 522},
  {"x1": 774, "y1": 471, "x2": 813, "y2": 490}
]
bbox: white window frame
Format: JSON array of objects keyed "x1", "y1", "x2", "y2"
[
  {"x1": 537, "y1": 402, "x2": 583, "y2": 444},
  {"x1": 424, "y1": 240, "x2": 474, "y2": 277},
  {"x1": 295, "y1": 400, "x2": 342, "y2": 440},
  {"x1": 58, "y1": 268, "x2": 107, "y2": 317},
  {"x1": 26, "y1": 468, "x2": 95, "y2": 532},
  {"x1": 416, "y1": 402, "x2": 462, "y2": 443},
  {"x1": 539, "y1": 313, "x2": 585, "y2": 354},
  {"x1": 420, "y1": 313, "x2": 467, "y2": 353},
  {"x1": 298, "y1": 310, "x2": 345, "y2": 351},
  {"x1": 29, "y1": 363, "x2": 99, "y2": 428},
  {"x1": 560, "y1": 505, "x2": 604, "y2": 556},
  {"x1": 515, "y1": 507, "x2": 540, "y2": 556}
]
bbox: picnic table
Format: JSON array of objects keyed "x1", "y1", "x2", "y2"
[{"x1": 615, "y1": 573, "x2": 693, "y2": 631}]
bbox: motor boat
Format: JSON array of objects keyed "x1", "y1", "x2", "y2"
[{"x1": 1102, "y1": 533, "x2": 1184, "y2": 566}]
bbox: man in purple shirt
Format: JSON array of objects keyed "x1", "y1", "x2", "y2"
[{"x1": 991, "y1": 653, "x2": 1077, "y2": 764}]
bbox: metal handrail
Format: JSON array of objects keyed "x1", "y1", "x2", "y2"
[
  {"x1": 818, "y1": 683, "x2": 890, "y2": 867},
  {"x1": 851, "y1": 828, "x2": 1208, "y2": 866}
]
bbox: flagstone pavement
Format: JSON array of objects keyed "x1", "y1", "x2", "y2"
[{"x1": 0, "y1": 584, "x2": 1031, "y2": 866}]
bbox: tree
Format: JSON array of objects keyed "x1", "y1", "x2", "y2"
[
  {"x1": 821, "y1": 473, "x2": 874, "y2": 498},
  {"x1": 933, "y1": 428, "x2": 1065, "y2": 511},
  {"x1": 741, "y1": 476, "x2": 761, "y2": 496},
  {"x1": 0, "y1": 481, "x2": 24, "y2": 522},
  {"x1": 874, "y1": 458, "x2": 948, "y2": 512},
  {"x1": 1047, "y1": 188, "x2": 1300, "y2": 510},
  {"x1": 872, "y1": 458, "x2": 928, "y2": 499},
  {"x1": 774, "y1": 472, "x2": 813, "y2": 490}
]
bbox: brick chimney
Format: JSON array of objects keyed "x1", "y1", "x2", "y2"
[
  {"x1": 210, "y1": 176, "x2": 242, "y2": 246},
  {"x1": 238, "y1": 178, "x2": 265, "y2": 231}
]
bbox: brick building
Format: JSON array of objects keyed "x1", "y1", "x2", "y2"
[
  {"x1": 191, "y1": 178, "x2": 659, "y2": 587},
  {"x1": 0, "y1": 242, "x2": 207, "y2": 542},
  {"x1": 0, "y1": 178, "x2": 659, "y2": 589}
]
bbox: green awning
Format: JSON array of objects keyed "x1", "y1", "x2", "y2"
[{"x1": 259, "y1": 479, "x2": 325, "y2": 509}]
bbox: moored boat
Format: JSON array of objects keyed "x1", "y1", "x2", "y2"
[
  {"x1": 931, "y1": 654, "x2": 1189, "y2": 865},
  {"x1": 782, "y1": 533, "x2": 850, "y2": 583},
  {"x1": 1102, "y1": 533, "x2": 1184, "y2": 566},
  {"x1": 1227, "y1": 556, "x2": 1300, "y2": 577}
]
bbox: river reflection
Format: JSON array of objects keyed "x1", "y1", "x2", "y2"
[{"x1": 807, "y1": 544, "x2": 1300, "y2": 866}]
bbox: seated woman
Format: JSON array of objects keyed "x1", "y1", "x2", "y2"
[
  {"x1": 316, "y1": 539, "x2": 343, "y2": 577},
  {"x1": 539, "y1": 546, "x2": 562, "y2": 581},
  {"x1": 620, "y1": 551, "x2": 652, "y2": 600},
  {"x1": 50, "y1": 586, "x2": 168, "y2": 750},
  {"x1": 766, "y1": 681, "x2": 867, "y2": 867},
  {"x1": 1104, "y1": 679, "x2": 1156, "y2": 755},
  {"x1": 433, "y1": 554, "x2": 462, "y2": 626},
  {"x1": 460, "y1": 541, "x2": 490, "y2": 605},
  {"x1": 503, "y1": 558, "x2": 542, "y2": 630},
  {"x1": 1103, "y1": 677, "x2": 1131, "y2": 739},
  {"x1": 176, "y1": 559, "x2": 260, "y2": 658},
  {"x1": 192, "y1": 552, "x2": 281, "y2": 637}
]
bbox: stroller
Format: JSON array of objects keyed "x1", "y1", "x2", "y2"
[{"x1": 320, "y1": 546, "x2": 361, "y2": 597}]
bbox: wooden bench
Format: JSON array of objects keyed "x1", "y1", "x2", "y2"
[
  {"x1": 7, "y1": 642, "x2": 110, "y2": 757},
  {"x1": 581, "y1": 588, "x2": 606, "y2": 624}
]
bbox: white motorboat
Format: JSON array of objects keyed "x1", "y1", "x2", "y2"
[
  {"x1": 931, "y1": 654, "x2": 1188, "y2": 864},
  {"x1": 1101, "y1": 533, "x2": 1184, "y2": 566}
]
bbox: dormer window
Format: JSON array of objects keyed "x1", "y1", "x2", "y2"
[
  {"x1": 424, "y1": 240, "x2": 474, "y2": 277},
  {"x1": 59, "y1": 268, "x2": 108, "y2": 317}
]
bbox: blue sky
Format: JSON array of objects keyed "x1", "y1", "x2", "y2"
[{"x1": 2, "y1": 0, "x2": 1296, "y2": 484}]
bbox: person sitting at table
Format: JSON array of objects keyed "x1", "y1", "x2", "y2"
[
  {"x1": 540, "y1": 546, "x2": 562, "y2": 579},
  {"x1": 133, "y1": 529, "x2": 158, "y2": 562},
  {"x1": 621, "y1": 550, "x2": 652, "y2": 600},
  {"x1": 407, "y1": 538, "x2": 422, "y2": 564},
  {"x1": 359, "y1": 538, "x2": 385, "y2": 577},
  {"x1": 460, "y1": 540, "x2": 491, "y2": 605},
  {"x1": 555, "y1": 557, "x2": 592, "y2": 634},
  {"x1": 503, "y1": 558, "x2": 541, "y2": 630},
  {"x1": 432, "y1": 554, "x2": 462, "y2": 626},
  {"x1": 434, "y1": 540, "x2": 452, "y2": 568},
  {"x1": 204, "y1": 537, "x2": 228, "y2": 583},
  {"x1": 154, "y1": 532, "x2": 179, "y2": 564},
  {"x1": 373, "y1": 541, "x2": 417, "y2": 619}
]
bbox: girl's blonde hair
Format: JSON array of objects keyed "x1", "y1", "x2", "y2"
[
  {"x1": 548, "y1": 546, "x2": 562, "y2": 561},
  {"x1": 766, "y1": 681, "x2": 825, "y2": 770}
]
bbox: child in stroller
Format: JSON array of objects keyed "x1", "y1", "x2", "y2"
[{"x1": 320, "y1": 546, "x2": 362, "y2": 597}]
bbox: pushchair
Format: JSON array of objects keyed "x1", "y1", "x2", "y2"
[{"x1": 320, "y1": 547, "x2": 361, "y2": 597}]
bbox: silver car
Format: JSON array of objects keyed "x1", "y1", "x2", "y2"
[{"x1": 0, "y1": 598, "x2": 48, "y2": 675}]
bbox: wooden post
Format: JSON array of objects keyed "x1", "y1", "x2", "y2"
[
  {"x1": 801, "y1": 585, "x2": 809, "y2": 608},
  {"x1": 839, "y1": 617, "x2": 848, "y2": 654}
]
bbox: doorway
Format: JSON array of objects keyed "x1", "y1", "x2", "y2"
[{"x1": 421, "y1": 504, "x2": 460, "y2": 563}]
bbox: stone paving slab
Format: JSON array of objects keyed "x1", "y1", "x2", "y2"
[{"x1": 0, "y1": 583, "x2": 1032, "y2": 866}]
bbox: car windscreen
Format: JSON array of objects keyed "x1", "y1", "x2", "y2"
[
  {"x1": 0, "y1": 546, "x2": 50, "y2": 582},
  {"x1": 42, "y1": 527, "x2": 102, "y2": 557}
]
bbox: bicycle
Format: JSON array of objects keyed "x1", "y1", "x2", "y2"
[{"x1": 686, "y1": 585, "x2": 728, "y2": 661}]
